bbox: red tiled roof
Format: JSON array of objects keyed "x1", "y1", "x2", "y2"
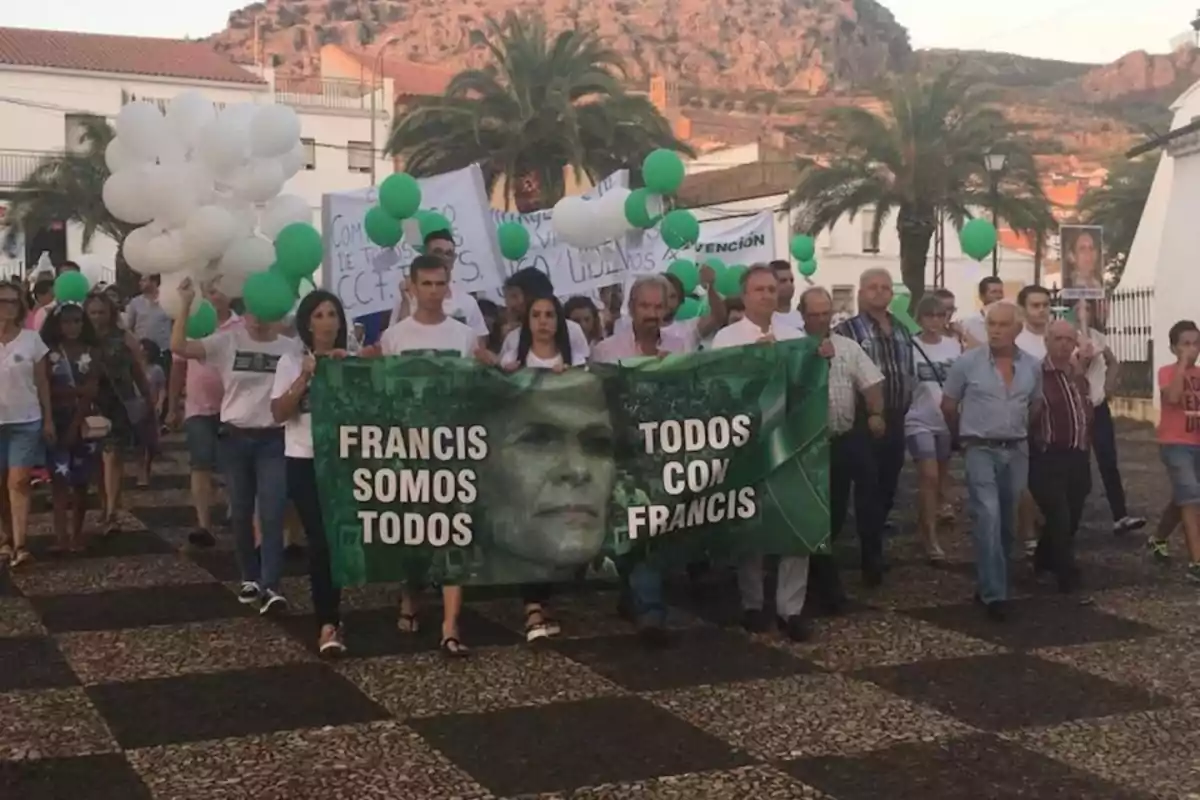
[
  {"x1": 0, "y1": 26, "x2": 266, "y2": 85},
  {"x1": 343, "y1": 48, "x2": 453, "y2": 97}
]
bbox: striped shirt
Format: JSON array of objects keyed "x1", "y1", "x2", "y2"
[
  {"x1": 1036, "y1": 360, "x2": 1092, "y2": 452},
  {"x1": 834, "y1": 311, "x2": 915, "y2": 413}
]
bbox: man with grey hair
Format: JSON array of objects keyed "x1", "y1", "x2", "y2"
[
  {"x1": 592, "y1": 275, "x2": 687, "y2": 364},
  {"x1": 941, "y1": 300, "x2": 1043, "y2": 621},
  {"x1": 833, "y1": 268, "x2": 916, "y2": 582}
]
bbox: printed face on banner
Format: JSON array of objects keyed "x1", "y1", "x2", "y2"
[{"x1": 1060, "y1": 224, "x2": 1105, "y2": 300}]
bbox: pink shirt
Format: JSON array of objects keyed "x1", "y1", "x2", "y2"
[
  {"x1": 590, "y1": 328, "x2": 688, "y2": 364},
  {"x1": 26, "y1": 303, "x2": 50, "y2": 332},
  {"x1": 1157, "y1": 364, "x2": 1200, "y2": 446},
  {"x1": 176, "y1": 313, "x2": 242, "y2": 419}
]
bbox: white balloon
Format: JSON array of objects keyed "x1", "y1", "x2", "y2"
[
  {"x1": 115, "y1": 102, "x2": 168, "y2": 162},
  {"x1": 102, "y1": 169, "x2": 156, "y2": 225},
  {"x1": 144, "y1": 231, "x2": 189, "y2": 274},
  {"x1": 158, "y1": 270, "x2": 196, "y2": 320},
  {"x1": 166, "y1": 90, "x2": 216, "y2": 148},
  {"x1": 198, "y1": 104, "x2": 255, "y2": 176},
  {"x1": 552, "y1": 196, "x2": 608, "y2": 249},
  {"x1": 121, "y1": 224, "x2": 162, "y2": 275},
  {"x1": 182, "y1": 205, "x2": 238, "y2": 261},
  {"x1": 104, "y1": 138, "x2": 143, "y2": 174},
  {"x1": 278, "y1": 142, "x2": 305, "y2": 180},
  {"x1": 259, "y1": 194, "x2": 312, "y2": 239},
  {"x1": 184, "y1": 162, "x2": 217, "y2": 206},
  {"x1": 217, "y1": 197, "x2": 257, "y2": 238},
  {"x1": 151, "y1": 166, "x2": 199, "y2": 229},
  {"x1": 218, "y1": 235, "x2": 275, "y2": 275},
  {"x1": 598, "y1": 187, "x2": 633, "y2": 240},
  {"x1": 210, "y1": 269, "x2": 249, "y2": 299},
  {"x1": 250, "y1": 105, "x2": 301, "y2": 159},
  {"x1": 231, "y1": 158, "x2": 286, "y2": 204}
]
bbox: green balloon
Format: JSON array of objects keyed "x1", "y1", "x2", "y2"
[
  {"x1": 624, "y1": 188, "x2": 657, "y2": 229},
  {"x1": 660, "y1": 209, "x2": 700, "y2": 249},
  {"x1": 243, "y1": 270, "x2": 295, "y2": 323},
  {"x1": 378, "y1": 172, "x2": 421, "y2": 220},
  {"x1": 642, "y1": 149, "x2": 686, "y2": 195},
  {"x1": 418, "y1": 210, "x2": 453, "y2": 239},
  {"x1": 888, "y1": 293, "x2": 921, "y2": 334},
  {"x1": 798, "y1": 259, "x2": 817, "y2": 277},
  {"x1": 185, "y1": 299, "x2": 218, "y2": 338},
  {"x1": 365, "y1": 205, "x2": 403, "y2": 248},
  {"x1": 790, "y1": 234, "x2": 816, "y2": 262},
  {"x1": 496, "y1": 222, "x2": 530, "y2": 260},
  {"x1": 53, "y1": 271, "x2": 89, "y2": 304},
  {"x1": 702, "y1": 256, "x2": 726, "y2": 271},
  {"x1": 666, "y1": 258, "x2": 700, "y2": 294},
  {"x1": 716, "y1": 264, "x2": 746, "y2": 297},
  {"x1": 960, "y1": 218, "x2": 997, "y2": 262},
  {"x1": 674, "y1": 296, "x2": 703, "y2": 320},
  {"x1": 273, "y1": 223, "x2": 323, "y2": 280}
]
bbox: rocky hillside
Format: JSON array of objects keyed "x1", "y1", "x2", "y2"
[{"x1": 212, "y1": 0, "x2": 912, "y2": 94}]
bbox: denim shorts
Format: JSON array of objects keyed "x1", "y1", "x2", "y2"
[
  {"x1": 0, "y1": 420, "x2": 45, "y2": 470},
  {"x1": 1160, "y1": 444, "x2": 1200, "y2": 506},
  {"x1": 907, "y1": 430, "x2": 952, "y2": 462},
  {"x1": 185, "y1": 414, "x2": 221, "y2": 472}
]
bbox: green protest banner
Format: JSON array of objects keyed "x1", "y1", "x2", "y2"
[{"x1": 310, "y1": 340, "x2": 830, "y2": 587}]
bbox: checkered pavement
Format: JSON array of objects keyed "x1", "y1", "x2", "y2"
[{"x1": 0, "y1": 432, "x2": 1196, "y2": 799}]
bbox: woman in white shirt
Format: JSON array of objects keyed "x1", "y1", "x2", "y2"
[
  {"x1": 171, "y1": 279, "x2": 299, "y2": 616},
  {"x1": 499, "y1": 268, "x2": 590, "y2": 364},
  {"x1": 502, "y1": 292, "x2": 587, "y2": 641},
  {"x1": 904, "y1": 295, "x2": 963, "y2": 563},
  {"x1": 271, "y1": 290, "x2": 348, "y2": 657},
  {"x1": 0, "y1": 281, "x2": 54, "y2": 567}
]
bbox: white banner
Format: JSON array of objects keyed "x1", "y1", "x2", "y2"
[
  {"x1": 491, "y1": 170, "x2": 630, "y2": 295},
  {"x1": 621, "y1": 211, "x2": 777, "y2": 278},
  {"x1": 321, "y1": 164, "x2": 504, "y2": 318}
]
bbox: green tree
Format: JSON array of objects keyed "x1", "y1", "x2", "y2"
[
  {"x1": 785, "y1": 71, "x2": 1055, "y2": 304},
  {"x1": 386, "y1": 12, "x2": 693, "y2": 211},
  {"x1": 1076, "y1": 156, "x2": 1157, "y2": 289},
  {"x1": 4, "y1": 117, "x2": 137, "y2": 291}
]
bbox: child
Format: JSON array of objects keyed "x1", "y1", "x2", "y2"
[
  {"x1": 137, "y1": 338, "x2": 166, "y2": 487},
  {"x1": 1156, "y1": 320, "x2": 1200, "y2": 582}
]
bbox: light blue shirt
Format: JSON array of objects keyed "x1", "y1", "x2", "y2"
[{"x1": 942, "y1": 346, "x2": 1042, "y2": 441}]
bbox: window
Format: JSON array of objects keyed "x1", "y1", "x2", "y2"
[
  {"x1": 301, "y1": 138, "x2": 317, "y2": 170},
  {"x1": 860, "y1": 207, "x2": 879, "y2": 253},
  {"x1": 347, "y1": 140, "x2": 372, "y2": 173},
  {"x1": 64, "y1": 113, "x2": 105, "y2": 154},
  {"x1": 831, "y1": 285, "x2": 855, "y2": 317}
]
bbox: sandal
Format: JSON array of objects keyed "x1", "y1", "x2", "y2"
[
  {"x1": 440, "y1": 637, "x2": 470, "y2": 658},
  {"x1": 10, "y1": 549, "x2": 33, "y2": 568},
  {"x1": 396, "y1": 612, "x2": 420, "y2": 634},
  {"x1": 525, "y1": 607, "x2": 552, "y2": 643}
]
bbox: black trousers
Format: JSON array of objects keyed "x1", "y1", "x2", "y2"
[
  {"x1": 1029, "y1": 448, "x2": 1091, "y2": 591},
  {"x1": 1091, "y1": 401, "x2": 1128, "y2": 521},
  {"x1": 286, "y1": 457, "x2": 341, "y2": 626},
  {"x1": 874, "y1": 411, "x2": 909, "y2": 523}
]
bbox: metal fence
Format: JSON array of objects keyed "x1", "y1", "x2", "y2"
[{"x1": 1057, "y1": 287, "x2": 1155, "y2": 398}]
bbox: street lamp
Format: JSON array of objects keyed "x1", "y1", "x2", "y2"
[
  {"x1": 369, "y1": 37, "x2": 401, "y2": 186},
  {"x1": 984, "y1": 149, "x2": 1007, "y2": 277}
]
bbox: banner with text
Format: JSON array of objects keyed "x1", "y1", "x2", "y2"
[
  {"x1": 321, "y1": 165, "x2": 505, "y2": 318},
  {"x1": 311, "y1": 342, "x2": 830, "y2": 587},
  {"x1": 621, "y1": 210, "x2": 778, "y2": 280}
]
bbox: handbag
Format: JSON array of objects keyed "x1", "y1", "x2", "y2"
[{"x1": 57, "y1": 349, "x2": 111, "y2": 441}]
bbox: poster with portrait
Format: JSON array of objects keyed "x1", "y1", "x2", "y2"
[
  {"x1": 309, "y1": 342, "x2": 831, "y2": 587},
  {"x1": 1060, "y1": 225, "x2": 1105, "y2": 300}
]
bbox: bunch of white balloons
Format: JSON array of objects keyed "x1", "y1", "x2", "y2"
[
  {"x1": 550, "y1": 187, "x2": 633, "y2": 250},
  {"x1": 103, "y1": 90, "x2": 314, "y2": 318}
]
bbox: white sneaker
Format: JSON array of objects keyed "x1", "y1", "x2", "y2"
[
  {"x1": 237, "y1": 581, "x2": 261, "y2": 605},
  {"x1": 1113, "y1": 516, "x2": 1147, "y2": 535},
  {"x1": 259, "y1": 589, "x2": 288, "y2": 616}
]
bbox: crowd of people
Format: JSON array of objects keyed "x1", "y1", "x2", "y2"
[{"x1": 0, "y1": 232, "x2": 1193, "y2": 661}]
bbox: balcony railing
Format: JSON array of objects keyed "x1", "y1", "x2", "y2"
[
  {"x1": 274, "y1": 77, "x2": 377, "y2": 111},
  {"x1": 0, "y1": 150, "x2": 53, "y2": 188}
]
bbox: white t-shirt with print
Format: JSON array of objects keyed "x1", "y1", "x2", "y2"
[
  {"x1": 388, "y1": 285, "x2": 488, "y2": 339},
  {"x1": 381, "y1": 316, "x2": 477, "y2": 357},
  {"x1": 711, "y1": 316, "x2": 805, "y2": 349},
  {"x1": 500, "y1": 319, "x2": 590, "y2": 364},
  {"x1": 271, "y1": 352, "x2": 313, "y2": 459},
  {"x1": 905, "y1": 335, "x2": 962, "y2": 435},
  {"x1": 0, "y1": 330, "x2": 49, "y2": 424},
  {"x1": 202, "y1": 328, "x2": 300, "y2": 429}
]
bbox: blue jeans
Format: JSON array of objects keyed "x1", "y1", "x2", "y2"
[
  {"x1": 964, "y1": 444, "x2": 1028, "y2": 604},
  {"x1": 220, "y1": 427, "x2": 287, "y2": 592},
  {"x1": 628, "y1": 560, "x2": 665, "y2": 627}
]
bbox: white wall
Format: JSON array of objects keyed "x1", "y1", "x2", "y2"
[{"x1": 0, "y1": 64, "x2": 393, "y2": 278}]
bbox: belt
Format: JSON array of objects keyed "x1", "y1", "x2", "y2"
[{"x1": 960, "y1": 437, "x2": 1026, "y2": 449}]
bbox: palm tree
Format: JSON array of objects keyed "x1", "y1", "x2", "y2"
[
  {"x1": 1076, "y1": 156, "x2": 1156, "y2": 289},
  {"x1": 386, "y1": 11, "x2": 693, "y2": 211},
  {"x1": 785, "y1": 71, "x2": 1055, "y2": 305},
  {"x1": 4, "y1": 117, "x2": 136, "y2": 289}
]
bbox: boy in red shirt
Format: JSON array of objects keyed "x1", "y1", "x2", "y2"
[{"x1": 1157, "y1": 320, "x2": 1200, "y2": 582}]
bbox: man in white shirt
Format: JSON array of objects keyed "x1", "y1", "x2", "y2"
[
  {"x1": 615, "y1": 262, "x2": 728, "y2": 352},
  {"x1": 592, "y1": 276, "x2": 688, "y2": 364},
  {"x1": 962, "y1": 276, "x2": 1005, "y2": 349},
  {"x1": 770, "y1": 260, "x2": 805, "y2": 329},
  {"x1": 380, "y1": 254, "x2": 490, "y2": 657},
  {"x1": 711, "y1": 265, "x2": 812, "y2": 641},
  {"x1": 387, "y1": 229, "x2": 489, "y2": 347},
  {"x1": 1015, "y1": 285, "x2": 1050, "y2": 359},
  {"x1": 797, "y1": 286, "x2": 886, "y2": 615}
]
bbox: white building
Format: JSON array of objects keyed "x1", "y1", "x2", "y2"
[{"x1": 0, "y1": 26, "x2": 393, "y2": 279}]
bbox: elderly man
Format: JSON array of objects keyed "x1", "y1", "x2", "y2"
[
  {"x1": 1030, "y1": 320, "x2": 1093, "y2": 594},
  {"x1": 942, "y1": 301, "x2": 1042, "y2": 621},
  {"x1": 712, "y1": 265, "x2": 811, "y2": 640},
  {"x1": 833, "y1": 268, "x2": 915, "y2": 566},
  {"x1": 799, "y1": 286, "x2": 886, "y2": 612}
]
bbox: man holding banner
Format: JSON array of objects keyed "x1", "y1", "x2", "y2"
[{"x1": 388, "y1": 229, "x2": 490, "y2": 347}]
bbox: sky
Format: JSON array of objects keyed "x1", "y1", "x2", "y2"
[{"x1": 0, "y1": 0, "x2": 1196, "y2": 65}]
